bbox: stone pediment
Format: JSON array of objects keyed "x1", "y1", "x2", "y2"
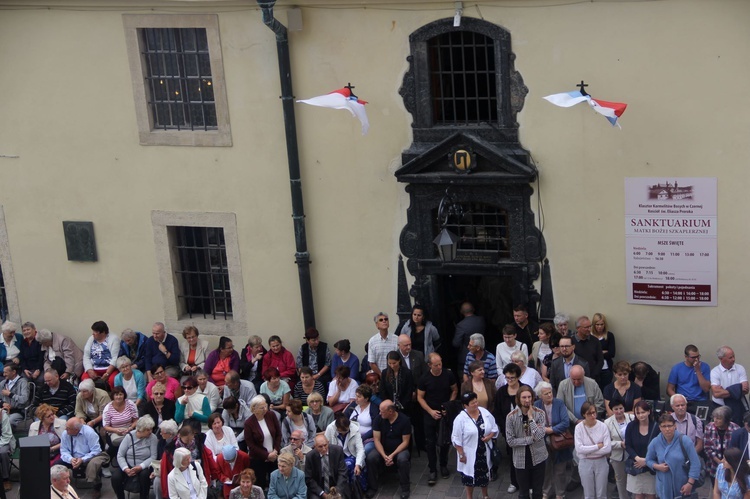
[{"x1": 395, "y1": 132, "x2": 536, "y2": 185}]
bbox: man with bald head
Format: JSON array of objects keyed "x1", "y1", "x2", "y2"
[
  {"x1": 281, "y1": 429, "x2": 312, "y2": 470},
  {"x1": 417, "y1": 353, "x2": 457, "y2": 486},
  {"x1": 397, "y1": 334, "x2": 427, "y2": 452},
  {"x1": 366, "y1": 400, "x2": 412, "y2": 499},
  {"x1": 305, "y1": 434, "x2": 349, "y2": 499},
  {"x1": 556, "y1": 365, "x2": 604, "y2": 425}
]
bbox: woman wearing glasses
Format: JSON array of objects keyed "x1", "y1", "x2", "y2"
[
  {"x1": 146, "y1": 363, "x2": 182, "y2": 402},
  {"x1": 175, "y1": 377, "x2": 211, "y2": 433},
  {"x1": 575, "y1": 401, "x2": 612, "y2": 499},
  {"x1": 646, "y1": 413, "x2": 702, "y2": 499},
  {"x1": 141, "y1": 381, "x2": 176, "y2": 425}
]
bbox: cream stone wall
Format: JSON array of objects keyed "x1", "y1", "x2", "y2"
[{"x1": 0, "y1": 0, "x2": 748, "y2": 381}]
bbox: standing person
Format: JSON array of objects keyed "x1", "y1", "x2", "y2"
[
  {"x1": 646, "y1": 413, "x2": 702, "y2": 499},
  {"x1": 331, "y1": 339, "x2": 360, "y2": 383},
  {"x1": 463, "y1": 334, "x2": 498, "y2": 382},
  {"x1": 570, "y1": 316, "x2": 604, "y2": 383},
  {"x1": 605, "y1": 398, "x2": 634, "y2": 499},
  {"x1": 452, "y1": 302, "x2": 485, "y2": 373},
  {"x1": 511, "y1": 351, "x2": 543, "y2": 389},
  {"x1": 511, "y1": 305, "x2": 538, "y2": 351},
  {"x1": 244, "y1": 395, "x2": 282, "y2": 490},
  {"x1": 575, "y1": 401, "x2": 612, "y2": 499},
  {"x1": 534, "y1": 382, "x2": 571, "y2": 499},
  {"x1": 365, "y1": 400, "x2": 412, "y2": 499},
  {"x1": 494, "y1": 363, "x2": 528, "y2": 492},
  {"x1": 397, "y1": 334, "x2": 427, "y2": 451},
  {"x1": 144, "y1": 322, "x2": 181, "y2": 381},
  {"x1": 506, "y1": 385, "x2": 548, "y2": 499},
  {"x1": 452, "y1": 392, "x2": 498, "y2": 499},
  {"x1": 552, "y1": 313, "x2": 571, "y2": 338},
  {"x1": 82, "y1": 320, "x2": 120, "y2": 390},
  {"x1": 379, "y1": 352, "x2": 413, "y2": 414},
  {"x1": 461, "y1": 360, "x2": 495, "y2": 411},
  {"x1": 704, "y1": 405, "x2": 740, "y2": 486},
  {"x1": 204, "y1": 337, "x2": 240, "y2": 394},
  {"x1": 398, "y1": 305, "x2": 440, "y2": 356},
  {"x1": 239, "y1": 335, "x2": 267, "y2": 393},
  {"x1": 624, "y1": 400, "x2": 658, "y2": 499},
  {"x1": 530, "y1": 323, "x2": 554, "y2": 372},
  {"x1": 495, "y1": 325, "x2": 528, "y2": 371},
  {"x1": 591, "y1": 313, "x2": 616, "y2": 390},
  {"x1": 296, "y1": 328, "x2": 332, "y2": 388},
  {"x1": 417, "y1": 353, "x2": 458, "y2": 486},
  {"x1": 711, "y1": 346, "x2": 749, "y2": 425},
  {"x1": 713, "y1": 447, "x2": 750, "y2": 499},
  {"x1": 540, "y1": 333, "x2": 562, "y2": 382},
  {"x1": 179, "y1": 326, "x2": 209, "y2": 377},
  {"x1": 367, "y1": 313, "x2": 398, "y2": 376}
]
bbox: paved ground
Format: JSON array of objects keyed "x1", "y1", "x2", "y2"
[{"x1": 11, "y1": 449, "x2": 714, "y2": 499}]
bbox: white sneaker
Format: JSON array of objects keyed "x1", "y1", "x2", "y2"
[
  {"x1": 507, "y1": 485, "x2": 517, "y2": 493},
  {"x1": 101, "y1": 468, "x2": 112, "y2": 478}
]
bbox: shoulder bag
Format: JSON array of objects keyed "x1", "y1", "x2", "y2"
[
  {"x1": 679, "y1": 434, "x2": 706, "y2": 489},
  {"x1": 625, "y1": 422, "x2": 657, "y2": 476}
]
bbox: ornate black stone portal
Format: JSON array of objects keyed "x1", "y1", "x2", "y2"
[{"x1": 395, "y1": 17, "x2": 554, "y2": 344}]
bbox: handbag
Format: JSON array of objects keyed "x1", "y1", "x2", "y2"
[
  {"x1": 625, "y1": 455, "x2": 651, "y2": 476},
  {"x1": 678, "y1": 435, "x2": 706, "y2": 489},
  {"x1": 489, "y1": 439, "x2": 502, "y2": 466},
  {"x1": 123, "y1": 433, "x2": 143, "y2": 493},
  {"x1": 550, "y1": 430, "x2": 574, "y2": 450}
]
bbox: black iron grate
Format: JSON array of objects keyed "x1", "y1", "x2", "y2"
[
  {"x1": 174, "y1": 226, "x2": 232, "y2": 320},
  {"x1": 141, "y1": 28, "x2": 217, "y2": 130},
  {"x1": 434, "y1": 203, "x2": 510, "y2": 257},
  {"x1": 428, "y1": 30, "x2": 497, "y2": 125}
]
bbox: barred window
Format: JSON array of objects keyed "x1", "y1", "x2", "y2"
[
  {"x1": 433, "y1": 203, "x2": 510, "y2": 258},
  {"x1": 123, "y1": 14, "x2": 231, "y2": 146},
  {"x1": 141, "y1": 28, "x2": 216, "y2": 131},
  {"x1": 173, "y1": 226, "x2": 232, "y2": 320},
  {"x1": 428, "y1": 31, "x2": 497, "y2": 125}
]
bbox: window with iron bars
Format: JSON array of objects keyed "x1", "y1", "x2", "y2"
[
  {"x1": 433, "y1": 203, "x2": 510, "y2": 258},
  {"x1": 173, "y1": 226, "x2": 232, "y2": 320},
  {"x1": 141, "y1": 27, "x2": 217, "y2": 131},
  {"x1": 0, "y1": 264, "x2": 7, "y2": 322},
  {"x1": 428, "y1": 30, "x2": 497, "y2": 125}
]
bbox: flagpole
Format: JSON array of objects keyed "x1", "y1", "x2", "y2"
[{"x1": 258, "y1": 0, "x2": 316, "y2": 329}]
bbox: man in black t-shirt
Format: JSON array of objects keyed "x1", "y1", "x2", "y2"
[
  {"x1": 417, "y1": 353, "x2": 458, "y2": 486},
  {"x1": 365, "y1": 400, "x2": 412, "y2": 499}
]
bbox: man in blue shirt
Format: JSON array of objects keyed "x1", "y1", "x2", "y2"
[
  {"x1": 667, "y1": 344, "x2": 711, "y2": 412},
  {"x1": 144, "y1": 322, "x2": 180, "y2": 381},
  {"x1": 60, "y1": 417, "x2": 110, "y2": 498}
]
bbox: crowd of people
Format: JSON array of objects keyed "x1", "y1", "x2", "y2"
[{"x1": 4, "y1": 302, "x2": 749, "y2": 499}]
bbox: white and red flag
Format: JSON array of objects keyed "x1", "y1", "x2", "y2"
[
  {"x1": 544, "y1": 90, "x2": 627, "y2": 128},
  {"x1": 297, "y1": 87, "x2": 370, "y2": 135}
]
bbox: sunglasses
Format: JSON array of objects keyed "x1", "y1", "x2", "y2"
[
  {"x1": 152, "y1": 392, "x2": 165, "y2": 395},
  {"x1": 182, "y1": 385, "x2": 196, "y2": 390}
]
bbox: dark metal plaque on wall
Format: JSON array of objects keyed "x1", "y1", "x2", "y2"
[{"x1": 63, "y1": 221, "x2": 98, "y2": 262}]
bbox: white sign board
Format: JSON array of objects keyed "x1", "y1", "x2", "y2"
[{"x1": 625, "y1": 178, "x2": 717, "y2": 306}]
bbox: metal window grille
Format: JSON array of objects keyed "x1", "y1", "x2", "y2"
[
  {"x1": 0, "y1": 265, "x2": 7, "y2": 322},
  {"x1": 174, "y1": 226, "x2": 232, "y2": 320},
  {"x1": 433, "y1": 203, "x2": 510, "y2": 257},
  {"x1": 428, "y1": 31, "x2": 497, "y2": 125},
  {"x1": 141, "y1": 28, "x2": 217, "y2": 131}
]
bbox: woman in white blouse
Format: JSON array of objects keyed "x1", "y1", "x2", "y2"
[
  {"x1": 327, "y1": 365, "x2": 358, "y2": 413},
  {"x1": 510, "y1": 350, "x2": 542, "y2": 389},
  {"x1": 204, "y1": 412, "x2": 239, "y2": 458},
  {"x1": 575, "y1": 401, "x2": 612, "y2": 499},
  {"x1": 452, "y1": 391, "x2": 498, "y2": 499},
  {"x1": 168, "y1": 447, "x2": 208, "y2": 499}
]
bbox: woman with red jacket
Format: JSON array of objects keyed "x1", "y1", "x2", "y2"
[
  {"x1": 244, "y1": 394, "x2": 282, "y2": 490},
  {"x1": 262, "y1": 335, "x2": 297, "y2": 385}
]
